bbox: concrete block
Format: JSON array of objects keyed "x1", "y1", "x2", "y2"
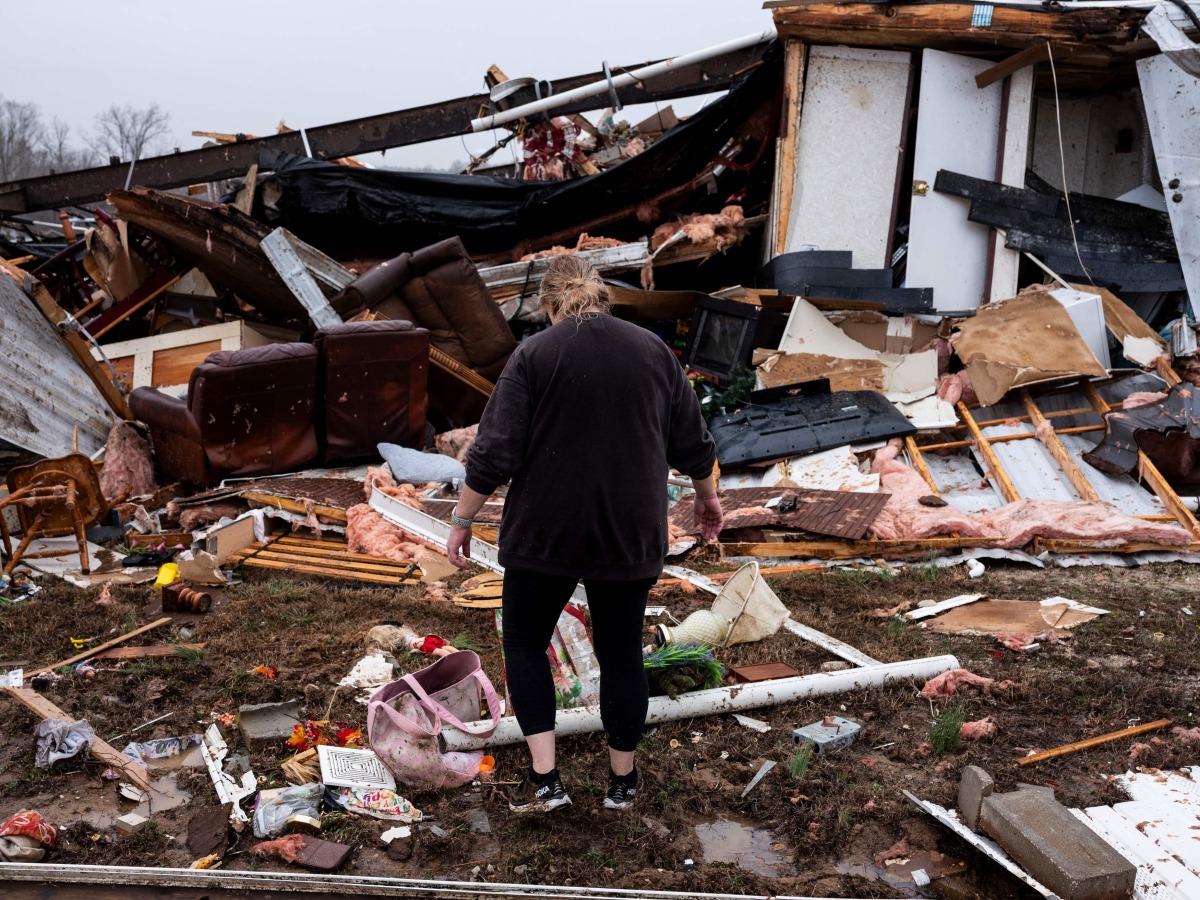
[
  {"x1": 238, "y1": 700, "x2": 301, "y2": 747},
  {"x1": 115, "y1": 813, "x2": 148, "y2": 836},
  {"x1": 957, "y1": 765, "x2": 994, "y2": 831},
  {"x1": 792, "y1": 716, "x2": 861, "y2": 754},
  {"x1": 979, "y1": 790, "x2": 1135, "y2": 900}
]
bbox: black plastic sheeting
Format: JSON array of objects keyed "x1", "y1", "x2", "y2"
[{"x1": 258, "y1": 42, "x2": 781, "y2": 261}]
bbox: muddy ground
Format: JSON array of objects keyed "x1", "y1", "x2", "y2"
[{"x1": 0, "y1": 558, "x2": 1197, "y2": 897}]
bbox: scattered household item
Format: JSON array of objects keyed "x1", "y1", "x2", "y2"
[
  {"x1": 378, "y1": 443, "x2": 465, "y2": 485},
  {"x1": 708, "y1": 380, "x2": 915, "y2": 467},
  {"x1": 710, "y1": 562, "x2": 790, "y2": 646},
  {"x1": 34, "y1": 718, "x2": 95, "y2": 767},
  {"x1": 643, "y1": 643, "x2": 724, "y2": 699},
  {"x1": 1, "y1": 452, "x2": 108, "y2": 577},
  {"x1": 793, "y1": 716, "x2": 862, "y2": 754},
  {"x1": 367, "y1": 649, "x2": 501, "y2": 791},
  {"x1": 252, "y1": 783, "x2": 322, "y2": 839},
  {"x1": 317, "y1": 745, "x2": 397, "y2": 792},
  {"x1": 682, "y1": 295, "x2": 788, "y2": 381},
  {"x1": 162, "y1": 581, "x2": 212, "y2": 613},
  {"x1": 729, "y1": 662, "x2": 802, "y2": 683},
  {"x1": 654, "y1": 609, "x2": 731, "y2": 648}
]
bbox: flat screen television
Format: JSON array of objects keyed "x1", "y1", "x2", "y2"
[{"x1": 682, "y1": 297, "x2": 788, "y2": 381}]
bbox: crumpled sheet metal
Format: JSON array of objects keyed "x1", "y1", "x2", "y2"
[{"x1": 1083, "y1": 383, "x2": 1200, "y2": 479}]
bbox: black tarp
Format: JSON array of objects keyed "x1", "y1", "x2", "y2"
[{"x1": 258, "y1": 42, "x2": 781, "y2": 260}]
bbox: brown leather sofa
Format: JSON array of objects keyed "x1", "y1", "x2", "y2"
[
  {"x1": 131, "y1": 321, "x2": 430, "y2": 485},
  {"x1": 314, "y1": 320, "x2": 429, "y2": 464}
]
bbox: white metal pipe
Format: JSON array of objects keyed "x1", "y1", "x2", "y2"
[
  {"x1": 469, "y1": 30, "x2": 775, "y2": 133},
  {"x1": 0, "y1": 862, "x2": 842, "y2": 900},
  {"x1": 443, "y1": 654, "x2": 959, "y2": 750}
]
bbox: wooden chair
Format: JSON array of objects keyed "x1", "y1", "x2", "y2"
[{"x1": 1, "y1": 452, "x2": 107, "y2": 577}]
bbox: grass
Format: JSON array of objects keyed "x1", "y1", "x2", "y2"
[
  {"x1": 174, "y1": 646, "x2": 206, "y2": 663},
  {"x1": 930, "y1": 704, "x2": 967, "y2": 754},
  {"x1": 788, "y1": 743, "x2": 813, "y2": 781}
]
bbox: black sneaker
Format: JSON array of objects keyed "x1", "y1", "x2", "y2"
[
  {"x1": 509, "y1": 768, "x2": 571, "y2": 814},
  {"x1": 605, "y1": 767, "x2": 639, "y2": 810}
]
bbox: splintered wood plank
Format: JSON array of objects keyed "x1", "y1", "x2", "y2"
[
  {"x1": 2, "y1": 687, "x2": 152, "y2": 791},
  {"x1": 230, "y1": 556, "x2": 420, "y2": 585},
  {"x1": 26, "y1": 618, "x2": 172, "y2": 678},
  {"x1": 958, "y1": 401, "x2": 1021, "y2": 503},
  {"x1": 774, "y1": 38, "x2": 807, "y2": 256},
  {"x1": 1037, "y1": 539, "x2": 1200, "y2": 555},
  {"x1": 723, "y1": 536, "x2": 1002, "y2": 559},
  {"x1": 904, "y1": 435, "x2": 941, "y2": 497},
  {"x1": 231, "y1": 549, "x2": 415, "y2": 577},
  {"x1": 1020, "y1": 390, "x2": 1100, "y2": 502}
]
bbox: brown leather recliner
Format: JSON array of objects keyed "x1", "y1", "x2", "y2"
[
  {"x1": 330, "y1": 236, "x2": 515, "y2": 381},
  {"x1": 314, "y1": 320, "x2": 430, "y2": 463},
  {"x1": 130, "y1": 343, "x2": 320, "y2": 485}
]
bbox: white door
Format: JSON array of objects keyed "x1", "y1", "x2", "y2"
[
  {"x1": 785, "y1": 46, "x2": 912, "y2": 268},
  {"x1": 907, "y1": 50, "x2": 1003, "y2": 312}
]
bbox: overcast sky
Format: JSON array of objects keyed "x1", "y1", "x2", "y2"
[{"x1": 2, "y1": 0, "x2": 774, "y2": 171}]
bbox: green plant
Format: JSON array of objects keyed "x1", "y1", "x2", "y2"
[
  {"x1": 701, "y1": 366, "x2": 757, "y2": 422},
  {"x1": 175, "y1": 646, "x2": 206, "y2": 664},
  {"x1": 449, "y1": 633, "x2": 481, "y2": 651},
  {"x1": 930, "y1": 704, "x2": 966, "y2": 754},
  {"x1": 789, "y1": 743, "x2": 813, "y2": 780},
  {"x1": 837, "y1": 808, "x2": 854, "y2": 832},
  {"x1": 885, "y1": 618, "x2": 907, "y2": 639}
]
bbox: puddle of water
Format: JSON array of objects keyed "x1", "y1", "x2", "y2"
[
  {"x1": 694, "y1": 817, "x2": 796, "y2": 878},
  {"x1": 80, "y1": 774, "x2": 193, "y2": 831},
  {"x1": 837, "y1": 849, "x2": 966, "y2": 896}
]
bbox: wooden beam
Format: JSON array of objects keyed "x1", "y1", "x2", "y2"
[
  {"x1": 1015, "y1": 718, "x2": 1172, "y2": 767},
  {"x1": 240, "y1": 492, "x2": 349, "y2": 524},
  {"x1": 1019, "y1": 390, "x2": 1100, "y2": 502},
  {"x1": 975, "y1": 42, "x2": 1049, "y2": 89},
  {"x1": 957, "y1": 402, "x2": 1020, "y2": 503},
  {"x1": 904, "y1": 435, "x2": 941, "y2": 497},
  {"x1": 2, "y1": 687, "x2": 152, "y2": 791},
  {"x1": 0, "y1": 259, "x2": 131, "y2": 419},
  {"x1": 722, "y1": 536, "x2": 1002, "y2": 559},
  {"x1": 1080, "y1": 381, "x2": 1200, "y2": 536},
  {"x1": 1156, "y1": 355, "x2": 1181, "y2": 386},
  {"x1": 232, "y1": 164, "x2": 258, "y2": 216},
  {"x1": 919, "y1": 423, "x2": 1105, "y2": 453},
  {"x1": 26, "y1": 617, "x2": 172, "y2": 679},
  {"x1": 1037, "y1": 538, "x2": 1200, "y2": 554},
  {"x1": 774, "y1": 39, "x2": 806, "y2": 257}
]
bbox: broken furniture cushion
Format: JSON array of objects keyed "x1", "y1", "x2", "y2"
[
  {"x1": 334, "y1": 237, "x2": 515, "y2": 381},
  {"x1": 378, "y1": 443, "x2": 465, "y2": 485},
  {"x1": 1083, "y1": 382, "x2": 1200, "y2": 489},
  {"x1": 132, "y1": 343, "x2": 320, "y2": 486},
  {"x1": 950, "y1": 289, "x2": 1109, "y2": 407},
  {"x1": 314, "y1": 320, "x2": 430, "y2": 463},
  {"x1": 708, "y1": 383, "x2": 916, "y2": 468}
]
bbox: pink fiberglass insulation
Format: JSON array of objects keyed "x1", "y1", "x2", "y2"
[
  {"x1": 178, "y1": 502, "x2": 244, "y2": 532},
  {"x1": 961, "y1": 718, "x2": 997, "y2": 740},
  {"x1": 346, "y1": 503, "x2": 426, "y2": 563},
  {"x1": 1122, "y1": 391, "x2": 1169, "y2": 409},
  {"x1": 99, "y1": 422, "x2": 156, "y2": 502},
  {"x1": 434, "y1": 425, "x2": 478, "y2": 464},
  {"x1": 919, "y1": 668, "x2": 1014, "y2": 699},
  {"x1": 870, "y1": 440, "x2": 985, "y2": 540},
  {"x1": 978, "y1": 499, "x2": 1192, "y2": 548},
  {"x1": 251, "y1": 834, "x2": 305, "y2": 863}
]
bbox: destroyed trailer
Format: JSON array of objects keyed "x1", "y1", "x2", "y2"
[{"x1": 0, "y1": 0, "x2": 1199, "y2": 897}]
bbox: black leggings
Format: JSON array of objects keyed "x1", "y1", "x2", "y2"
[{"x1": 501, "y1": 569, "x2": 655, "y2": 753}]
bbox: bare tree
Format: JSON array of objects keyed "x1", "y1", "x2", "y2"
[
  {"x1": 41, "y1": 117, "x2": 98, "y2": 173},
  {"x1": 0, "y1": 96, "x2": 45, "y2": 182},
  {"x1": 93, "y1": 102, "x2": 171, "y2": 162}
]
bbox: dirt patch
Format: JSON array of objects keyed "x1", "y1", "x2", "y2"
[{"x1": 0, "y1": 560, "x2": 1197, "y2": 895}]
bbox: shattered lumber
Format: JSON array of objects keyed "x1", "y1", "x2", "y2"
[
  {"x1": 1016, "y1": 718, "x2": 1173, "y2": 767},
  {"x1": 25, "y1": 617, "x2": 172, "y2": 679},
  {"x1": 722, "y1": 537, "x2": 1001, "y2": 560},
  {"x1": 2, "y1": 687, "x2": 152, "y2": 792},
  {"x1": 229, "y1": 535, "x2": 421, "y2": 586}
]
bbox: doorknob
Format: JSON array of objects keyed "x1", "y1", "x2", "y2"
[{"x1": 912, "y1": 180, "x2": 930, "y2": 196}]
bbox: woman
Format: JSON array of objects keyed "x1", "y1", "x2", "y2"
[{"x1": 446, "y1": 255, "x2": 723, "y2": 814}]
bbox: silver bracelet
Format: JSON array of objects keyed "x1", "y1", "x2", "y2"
[{"x1": 450, "y1": 512, "x2": 474, "y2": 528}]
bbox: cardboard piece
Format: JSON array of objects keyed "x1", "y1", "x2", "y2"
[
  {"x1": 925, "y1": 598, "x2": 1107, "y2": 636},
  {"x1": 177, "y1": 551, "x2": 226, "y2": 585},
  {"x1": 951, "y1": 290, "x2": 1109, "y2": 407},
  {"x1": 203, "y1": 517, "x2": 257, "y2": 564}
]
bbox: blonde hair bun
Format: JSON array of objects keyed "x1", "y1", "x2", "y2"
[{"x1": 538, "y1": 255, "x2": 610, "y2": 320}]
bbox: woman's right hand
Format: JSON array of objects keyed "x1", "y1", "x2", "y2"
[
  {"x1": 694, "y1": 496, "x2": 724, "y2": 541},
  {"x1": 447, "y1": 524, "x2": 473, "y2": 570}
]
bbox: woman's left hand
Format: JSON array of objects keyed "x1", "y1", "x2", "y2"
[{"x1": 447, "y1": 524, "x2": 473, "y2": 570}]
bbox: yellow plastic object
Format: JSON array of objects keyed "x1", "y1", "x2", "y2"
[{"x1": 153, "y1": 562, "x2": 180, "y2": 589}]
